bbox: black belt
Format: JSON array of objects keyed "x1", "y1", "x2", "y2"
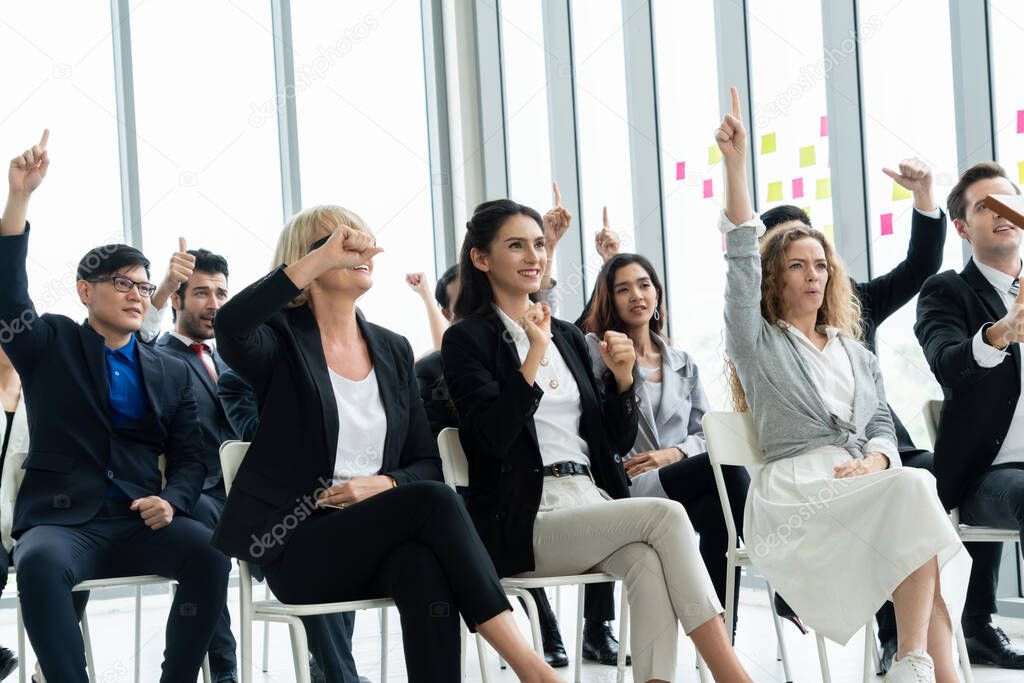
[{"x1": 542, "y1": 461, "x2": 590, "y2": 478}]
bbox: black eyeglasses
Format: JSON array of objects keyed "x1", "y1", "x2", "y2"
[{"x1": 86, "y1": 275, "x2": 157, "y2": 298}]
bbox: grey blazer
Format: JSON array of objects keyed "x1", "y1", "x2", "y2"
[
  {"x1": 586, "y1": 332, "x2": 709, "y2": 496},
  {"x1": 724, "y1": 221, "x2": 899, "y2": 465}
]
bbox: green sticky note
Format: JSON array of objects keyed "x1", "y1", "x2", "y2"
[
  {"x1": 799, "y1": 145, "x2": 816, "y2": 167},
  {"x1": 892, "y1": 182, "x2": 912, "y2": 201},
  {"x1": 823, "y1": 224, "x2": 835, "y2": 242},
  {"x1": 767, "y1": 181, "x2": 783, "y2": 202},
  {"x1": 761, "y1": 133, "x2": 777, "y2": 154},
  {"x1": 708, "y1": 145, "x2": 722, "y2": 165},
  {"x1": 816, "y1": 177, "x2": 831, "y2": 199}
]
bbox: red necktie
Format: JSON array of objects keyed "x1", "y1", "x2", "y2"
[{"x1": 189, "y1": 342, "x2": 216, "y2": 381}]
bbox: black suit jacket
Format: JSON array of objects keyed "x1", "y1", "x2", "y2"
[
  {"x1": 441, "y1": 310, "x2": 638, "y2": 577},
  {"x1": 155, "y1": 333, "x2": 235, "y2": 494},
  {"x1": 856, "y1": 208, "x2": 947, "y2": 453},
  {"x1": 914, "y1": 259, "x2": 1019, "y2": 508},
  {"x1": 0, "y1": 228, "x2": 206, "y2": 536},
  {"x1": 212, "y1": 266, "x2": 443, "y2": 564},
  {"x1": 413, "y1": 350, "x2": 458, "y2": 436},
  {"x1": 217, "y1": 368, "x2": 259, "y2": 442}
]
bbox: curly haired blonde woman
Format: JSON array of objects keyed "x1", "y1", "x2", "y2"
[{"x1": 716, "y1": 88, "x2": 970, "y2": 683}]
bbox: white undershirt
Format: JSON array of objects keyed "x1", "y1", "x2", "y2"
[
  {"x1": 329, "y1": 367, "x2": 387, "y2": 484},
  {"x1": 970, "y1": 258, "x2": 1024, "y2": 466},
  {"x1": 494, "y1": 306, "x2": 591, "y2": 468}
]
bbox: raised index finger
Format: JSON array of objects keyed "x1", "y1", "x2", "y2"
[
  {"x1": 553, "y1": 181, "x2": 562, "y2": 207},
  {"x1": 178, "y1": 236, "x2": 187, "y2": 253},
  {"x1": 38, "y1": 128, "x2": 49, "y2": 149},
  {"x1": 603, "y1": 206, "x2": 609, "y2": 228},
  {"x1": 730, "y1": 86, "x2": 741, "y2": 119}
]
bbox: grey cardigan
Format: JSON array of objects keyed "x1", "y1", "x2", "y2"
[{"x1": 724, "y1": 220, "x2": 899, "y2": 465}]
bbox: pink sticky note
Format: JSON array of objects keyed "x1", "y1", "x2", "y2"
[
  {"x1": 880, "y1": 212, "x2": 893, "y2": 236},
  {"x1": 792, "y1": 177, "x2": 804, "y2": 199},
  {"x1": 1017, "y1": 110, "x2": 1024, "y2": 134},
  {"x1": 703, "y1": 178, "x2": 713, "y2": 198},
  {"x1": 676, "y1": 161, "x2": 686, "y2": 180},
  {"x1": 820, "y1": 115, "x2": 828, "y2": 137}
]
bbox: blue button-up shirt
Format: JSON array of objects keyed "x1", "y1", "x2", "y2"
[{"x1": 104, "y1": 334, "x2": 146, "y2": 499}]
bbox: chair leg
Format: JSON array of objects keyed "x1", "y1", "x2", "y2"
[
  {"x1": 616, "y1": 587, "x2": 629, "y2": 683},
  {"x1": 767, "y1": 585, "x2": 793, "y2": 683},
  {"x1": 507, "y1": 588, "x2": 543, "y2": 656},
  {"x1": 286, "y1": 617, "x2": 312, "y2": 683},
  {"x1": 202, "y1": 656, "x2": 212, "y2": 683},
  {"x1": 725, "y1": 557, "x2": 738, "y2": 645},
  {"x1": 459, "y1": 620, "x2": 468, "y2": 682},
  {"x1": 955, "y1": 622, "x2": 974, "y2": 683},
  {"x1": 239, "y1": 588, "x2": 253, "y2": 683},
  {"x1": 696, "y1": 654, "x2": 712, "y2": 683},
  {"x1": 80, "y1": 607, "x2": 96, "y2": 682},
  {"x1": 575, "y1": 585, "x2": 586, "y2": 683},
  {"x1": 474, "y1": 629, "x2": 493, "y2": 683},
  {"x1": 380, "y1": 607, "x2": 390, "y2": 682},
  {"x1": 816, "y1": 634, "x2": 832, "y2": 683},
  {"x1": 134, "y1": 585, "x2": 143, "y2": 683},
  {"x1": 262, "y1": 583, "x2": 271, "y2": 673},
  {"x1": 863, "y1": 622, "x2": 875, "y2": 683},
  {"x1": 17, "y1": 599, "x2": 26, "y2": 683}
]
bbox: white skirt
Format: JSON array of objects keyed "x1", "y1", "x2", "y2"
[{"x1": 744, "y1": 446, "x2": 971, "y2": 644}]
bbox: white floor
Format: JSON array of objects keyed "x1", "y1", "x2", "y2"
[{"x1": 3, "y1": 582, "x2": 1023, "y2": 682}]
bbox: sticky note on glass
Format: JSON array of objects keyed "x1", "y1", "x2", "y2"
[
  {"x1": 703, "y1": 178, "x2": 714, "y2": 198},
  {"x1": 708, "y1": 145, "x2": 722, "y2": 165},
  {"x1": 1019, "y1": 161, "x2": 1024, "y2": 184},
  {"x1": 1018, "y1": 109, "x2": 1024, "y2": 134},
  {"x1": 761, "y1": 133, "x2": 777, "y2": 154},
  {"x1": 675, "y1": 161, "x2": 686, "y2": 180},
  {"x1": 799, "y1": 145, "x2": 816, "y2": 168},
  {"x1": 820, "y1": 115, "x2": 828, "y2": 137},
  {"x1": 816, "y1": 178, "x2": 831, "y2": 199},
  {"x1": 792, "y1": 177, "x2": 805, "y2": 199},
  {"x1": 892, "y1": 182, "x2": 912, "y2": 201},
  {"x1": 823, "y1": 224, "x2": 834, "y2": 242},
  {"x1": 802, "y1": 206, "x2": 812, "y2": 219},
  {"x1": 767, "y1": 181, "x2": 783, "y2": 202},
  {"x1": 880, "y1": 212, "x2": 894, "y2": 236}
]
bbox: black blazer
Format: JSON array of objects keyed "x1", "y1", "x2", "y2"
[
  {"x1": 217, "y1": 368, "x2": 259, "y2": 442},
  {"x1": 155, "y1": 333, "x2": 236, "y2": 493},
  {"x1": 211, "y1": 266, "x2": 443, "y2": 565},
  {"x1": 914, "y1": 259, "x2": 1019, "y2": 508},
  {"x1": 441, "y1": 310, "x2": 638, "y2": 576},
  {"x1": 0, "y1": 228, "x2": 206, "y2": 536}
]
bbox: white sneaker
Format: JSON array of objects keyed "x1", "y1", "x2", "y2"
[{"x1": 884, "y1": 650, "x2": 935, "y2": 683}]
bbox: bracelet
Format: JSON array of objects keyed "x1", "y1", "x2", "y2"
[{"x1": 389, "y1": 476, "x2": 397, "y2": 488}]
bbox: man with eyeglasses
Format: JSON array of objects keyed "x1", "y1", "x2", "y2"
[{"x1": 0, "y1": 131, "x2": 229, "y2": 683}]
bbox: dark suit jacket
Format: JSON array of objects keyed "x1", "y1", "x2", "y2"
[
  {"x1": 212, "y1": 266, "x2": 443, "y2": 564},
  {"x1": 0, "y1": 228, "x2": 206, "y2": 536},
  {"x1": 441, "y1": 310, "x2": 638, "y2": 576},
  {"x1": 914, "y1": 259, "x2": 1019, "y2": 508},
  {"x1": 217, "y1": 368, "x2": 259, "y2": 442},
  {"x1": 413, "y1": 350, "x2": 458, "y2": 436},
  {"x1": 855, "y1": 208, "x2": 947, "y2": 453},
  {"x1": 155, "y1": 333, "x2": 235, "y2": 494}
]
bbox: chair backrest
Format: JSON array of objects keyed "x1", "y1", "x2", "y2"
[
  {"x1": 218, "y1": 440, "x2": 249, "y2": 495},
  {"x1": 701, "y1": 411, "x2": 766, "y2": 468},
  {"x1": 923, "y1": 399, "x2": 942, "y2": 445},
  {"x1": 0, "y1": 451, "x2": 27, "y2": 552},
  {"x1": 436, "y1": 428, "x2": 469, "y2": 489}
]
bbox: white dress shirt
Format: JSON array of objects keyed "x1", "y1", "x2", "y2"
[
  {"x1": 969, "y1": 258, "x2": 1024, "y2": 466},
  {"x1": 494, "y1": 306, "x2": 591, "y2": 468},
  {"x1": 329, "y1": 367, "x2": 387, "y2": 483}
]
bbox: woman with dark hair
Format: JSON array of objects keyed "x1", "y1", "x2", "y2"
[
  {"x1": 442, "y1": 199, "x2": 753, "y2": 683},
  {"x1": 580, "y1": 253, "x2": 749, "y2": 626},
  {"x1": 213, "y1": 204, "x2": 563, "y2": 683}
]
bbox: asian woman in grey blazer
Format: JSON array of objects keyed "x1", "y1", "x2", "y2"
[{"x1": 581, "y1": 253, "x2": 749, "y2": 630}]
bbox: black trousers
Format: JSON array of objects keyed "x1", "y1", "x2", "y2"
[
  {"x1": 14, "y1": 500, "x2": 230, "y2": 683},
  {"x1": 657, "y1": 453, "x2": 750, "y2": 632},
  {"x1": 263, "y1": 481, "x2": 511, "y2": 683}
]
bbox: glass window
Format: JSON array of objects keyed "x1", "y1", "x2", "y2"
[
  {"x1": 991, "y1": 0, "x2": 1024, "y2": 183},
  {"x1": 0, "y1": 4, "x2": 123, "y2": 319},
  {"x1": 747, "y1": 0, "x2": 834, "y2": 239},
  {"x1": 571, "y1": 0, "x2": 636, "y2": 290},
  {"x1": 291, "y1": 2, "x2": 436, "y2": 355},
  {"x1": 130, "y1": 0, "x2": 283, "y2": 330},
  {"x1": 652, "y1": 0, "x2": 731, "y2": 410},
  {"x1": 859, "y1": 0, "x2": 960, "y2": 447}
]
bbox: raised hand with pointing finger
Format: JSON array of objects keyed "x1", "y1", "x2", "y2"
[
  {"x1": 882, "y1": 158, "x2": 937, "y2": 213},
  {"x1": 714, "y1": 87, "x2": 754, "y2": 227},
  {"x1": 543, "y1": 182, "x2": 572, "y2": 247},
  {"x1": 595, "y1": 206, "x2": 621, "y2": 263},
  {"x1": 2, "y1": 130, "x2": 50, "y2": 237}
]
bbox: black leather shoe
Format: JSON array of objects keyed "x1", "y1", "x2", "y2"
[
  {"x1": 540, "y1": 619, "x2": 569, "y2": 668},
  {"x1": 0, "y1": 647, "x2": 16, "y2": 681},
  {"x1": 582, "y1": 620, "x2": 631, "y2": 666},
  {"x1": 965, "y1": 624, "x2": 1024, "y2": 669},
  {"x1": 878, "y1": 635, "x2": 897, "y2": 675},
  {"x1": 773, "y1": 594, "x2": 809, "y2": 635}
]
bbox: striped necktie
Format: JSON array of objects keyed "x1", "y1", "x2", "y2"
[{"x1": 1010, "y1": 278, "x2": 1020, "y2": 297}]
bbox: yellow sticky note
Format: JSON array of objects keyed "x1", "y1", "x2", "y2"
[
  {"x1": 767, "y1": 181, "x2": 783, "y2": 202},
  {"x1": 1018, "y1": 161, "x2": 1024, "y2": 184},
  {"x1": 708, "y1": 145, "x2": 722, "y2": 165},
  {"x1": 816, "y1": 178, "x2": 831, "y2": 199},
  {"x1": 892, "y1": 182, "x2": 912, "y2": 201},
  {"x1": 799, "y1": 145, "x2": 816, "y2": 167},
  {"x1": 823, "y1": 224, "x2": 835, "y2": 243},
  {"x1": 761, "y1": 133, "x2": 777, "y2": 154},
  {"x1": 801, "y1": 206, "x2": 812, "y2": 219}
]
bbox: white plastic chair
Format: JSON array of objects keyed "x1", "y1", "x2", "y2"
[
  {"x1": 4, "y1": 451, "x2": 211, "y2": 683},
  {"x1": 437, "y1": 428, "x2": 630, "y2": 683},
  {"x1": 703, "y1": 411, "x2": 882, "y2": 683},
  {"x1": 219, "y1": 441, "x2": 392, "y2": 683}
]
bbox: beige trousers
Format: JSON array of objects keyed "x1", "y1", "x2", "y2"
[{"x1": 517, "y1": 475, "x2": 722, "y2": 682}]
